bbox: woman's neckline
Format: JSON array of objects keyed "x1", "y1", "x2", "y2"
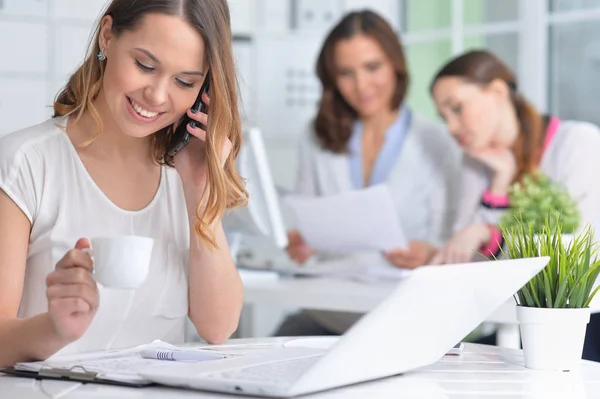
[{"x1": 55, "y1": 115, "x2": 165, "y2": 215}]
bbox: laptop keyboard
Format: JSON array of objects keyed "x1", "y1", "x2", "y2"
[{"x1": 208, "y1": 355, "x2": 322, "y2": 385}]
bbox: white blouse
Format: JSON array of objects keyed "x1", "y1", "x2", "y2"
[{"x1": 0, "y1": 117, "x2": 191, "y2": 355}]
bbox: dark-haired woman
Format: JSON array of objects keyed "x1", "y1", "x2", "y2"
[{"x1": 276, "y1": 10, "x2": 461, "y2": 336}]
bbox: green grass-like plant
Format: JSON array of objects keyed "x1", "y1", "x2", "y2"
[
  {"x1": 501, "y1": 218, "x2": 600, "y2": 308},
  {"x1": 500, "y1": 172, "x2": 580, "y2": 234}
]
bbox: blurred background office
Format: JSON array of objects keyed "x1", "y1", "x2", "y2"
[
  {"x1": 2, "y1": 0, "x2": 599, "y2": 190},
  {"x1": 2, "y1": 0, "x2": 600, "y2": 337}
]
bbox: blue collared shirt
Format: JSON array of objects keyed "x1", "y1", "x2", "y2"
[{"x1": 348, "y1": 108, "x2": 412, "y2": 189}]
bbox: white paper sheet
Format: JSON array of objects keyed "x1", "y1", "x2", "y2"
[{"x1": 285, "y1": 185, "x2": 408, "y2": 253}]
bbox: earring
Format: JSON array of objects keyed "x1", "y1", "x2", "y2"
[{"x1": 97, "y1": 49, "x2": 106, "y2": 61}]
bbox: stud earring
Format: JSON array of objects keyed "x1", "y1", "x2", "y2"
[{"x1": 97, "y1": 49, "x2": 106, "y2": 61}]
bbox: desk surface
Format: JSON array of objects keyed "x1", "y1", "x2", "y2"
[{"x1": 1, "y1": 339, "x2": 600, "y2": 398}]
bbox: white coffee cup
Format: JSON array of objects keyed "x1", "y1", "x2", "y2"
[{"x1": 87, "y1": 236, "x2": 154, "y2": 289}]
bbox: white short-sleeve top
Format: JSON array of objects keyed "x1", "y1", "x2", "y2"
[{"x1": 0, "y1": 117, "x2": 191, "y2": 355}]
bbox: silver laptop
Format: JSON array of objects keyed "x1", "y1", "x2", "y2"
[{"x1": 142, "y1": 257, "x2": 549, "y2": 397}]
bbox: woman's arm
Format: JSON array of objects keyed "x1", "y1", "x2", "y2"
[
  {"x1": 186, "y1": 202, "x2": 243, "y2": 345},
  {"x1": 0, "y1": 191, "x2": 67, "y2": 367},
  {"x1": 430, "y1": 156, "x2": 504, "y2": 264},
  {"x1": 177, "y1": 105, "x2": 244, "y2": 344}
]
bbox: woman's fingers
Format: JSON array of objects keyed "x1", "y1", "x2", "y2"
[
  {"x1": 286, "y1": 243, "x2": 314, "y2": 264},
  {"x1": 186, "y1": 108, "x2": 208, "y2": 141},
  {"x1": 49, "y1": 297, "x2": 92, "y2": 315},
  {"x1": 384, "y1": 251, "x2": 412, "y2": 268},
  {"x1": 46, "y1": 267, "x2": 96, "y2": 288},
  {"x1": 55, "y1": 248, "x2": 93, "y2": 272},
  {"x1": 47, "y1": 283, "x2": 99, "y2": 309},
  {"x1": 202, "y1": 92, "x2": 210, "y2": 105},
  {"x1": 187, "y1": 108, "x2": 208, "y2": 126},
  {"x1": 287, "y1": 230, "x2": 304, "y2": 246},
  {"x1": 186, "y1": 119, "x2": 207, "y2": 142}
]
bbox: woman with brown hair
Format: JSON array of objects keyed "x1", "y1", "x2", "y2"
[
  {"x1": 429, "y1": 50, "x2": 600, "y2": 360},
  {"x1": 430, "y1": 50, "x2": 600, "y2": 264},
  {"x1": 277, "y1": 10, "x2": 461, "y2": 336},
  {"x1": 0, "y1": 0, "x2": 248, "y2": 366}
]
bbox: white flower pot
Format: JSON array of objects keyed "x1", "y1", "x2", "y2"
[{"x1": 517, "y1": 306, "x2": 590, "y2": 371}]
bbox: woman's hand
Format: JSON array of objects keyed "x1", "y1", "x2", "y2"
[
  {"x1": 383, "y1": 241, "x2": 438, "y2": 269},
  {"x1": 467, "y1": 147, "x2": 517, "y2": 195},
  {"x1": 430, "y1": 223, "x2": 491, "y2": 265},
  {"x1": 285, "y1": 230, "x2": 315, "y2": 264},
  {"x1": 45, "y1": 238, "x2": 99, "y2": 343},
  {"x1": 173, "y1": 93, "x2": 232, "y2": 198}
]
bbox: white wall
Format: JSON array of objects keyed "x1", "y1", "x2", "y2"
[{"x1": 0, "y1": 0, "x2": 109, "y2": 136}]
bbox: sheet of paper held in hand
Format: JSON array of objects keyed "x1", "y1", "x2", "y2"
[{"x1": 285, "y1": 185, "x2": 408, "y2": 253}]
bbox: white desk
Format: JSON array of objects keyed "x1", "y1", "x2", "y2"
[
  {"x1": 1, "y1": 340, "x2": 600, "y2": 398},
  {"x1": 239, "y1": 271, "x2": 600, "y2": 348}
]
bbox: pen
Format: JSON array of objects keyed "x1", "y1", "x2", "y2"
[{"x1": 140, "y1": 348, "x2": 227, "y2": 362}]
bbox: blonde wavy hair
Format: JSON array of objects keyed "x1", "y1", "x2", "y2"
[{"x1": 53, "y1": 0, "x2": 248, "y2": 249}]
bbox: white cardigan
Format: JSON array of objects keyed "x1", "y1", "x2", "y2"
[
  {"x1": 295, "y1": 113, "x2": 462, "y2": 247},
  {"x1": 453, "y1": 120, "x2": 600, "y2": 239}
]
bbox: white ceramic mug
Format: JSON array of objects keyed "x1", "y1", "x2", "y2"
[{"x1": 87, "y1": 236, "x2": 154, "y2": 289}]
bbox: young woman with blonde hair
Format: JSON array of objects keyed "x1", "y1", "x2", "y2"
[{"x1": 0, "y1": 0, "x2": 248, "y2": 366}]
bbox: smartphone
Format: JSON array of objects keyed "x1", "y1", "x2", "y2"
[{"x1": 166, "y1": 70, "x2": 211, "y2": 157}]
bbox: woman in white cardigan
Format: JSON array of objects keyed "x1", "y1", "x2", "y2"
[
  {"x1": 429, "y1": 50, "x2": 600, "y2": 361},
  {"x1": 274, "y1": 10, "x2": 461, "y2": 336}
]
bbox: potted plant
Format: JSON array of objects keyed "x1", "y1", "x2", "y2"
[
  {"x1": 500, "y1": 172, "x2": 580, "y2": 246},
  {"x1": 501, "y1": 219, "x2": 600, "y2": 371}
]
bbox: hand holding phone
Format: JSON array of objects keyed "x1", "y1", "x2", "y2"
[{"x1": 166, "y1": 70, "x2": 211, "y2": 157}]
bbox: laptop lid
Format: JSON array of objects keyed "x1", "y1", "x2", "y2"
[{"x1": 288, "y1": 257, "x2": 549, "y2": 396}]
